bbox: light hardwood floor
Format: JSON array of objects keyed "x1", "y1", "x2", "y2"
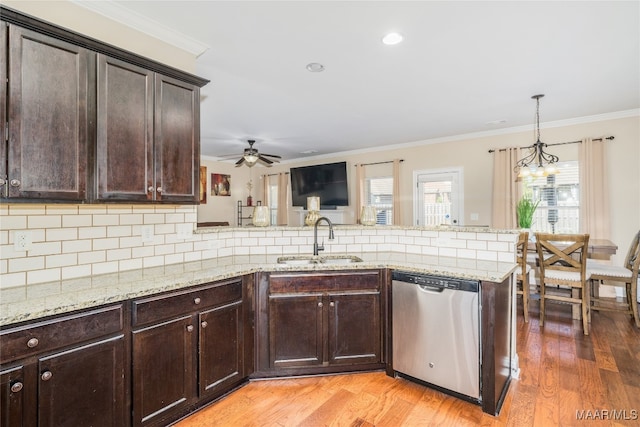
[{"x1": 175, "y1": 299, "x2": 640, "y2": 426}]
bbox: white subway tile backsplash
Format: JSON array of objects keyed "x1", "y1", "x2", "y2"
[
  {"x1": 2, "y1": 204, "x2": 519, "y2": 310},
  {"x1": 79, "y1": 250, "x2": 106, "y2": 265},
  {"x1": 27, "y1": 268, "x2": 61, "y2": 285},
  {"x1": 0, "y1": 272, "x2": 26, "y2": 288},
  {"x1": 47, "y1": 227, "x2": 78, "y2": 242},
  {"x1": 29, "y1": 215, "x2": 62, "y2": 229},
  {"x1": 46, "y1": 253, "x2": 78, "y2": 269}
]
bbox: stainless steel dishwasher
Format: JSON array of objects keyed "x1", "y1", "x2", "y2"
[{"x1": 392, "y1": 270, "x2": 481, "y2": 401}]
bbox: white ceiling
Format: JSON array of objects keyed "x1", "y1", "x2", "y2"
[{"x1": 94, "y1": 1, "x2": 639, "y2": 163}]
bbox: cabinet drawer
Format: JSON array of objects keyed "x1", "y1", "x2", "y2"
[
  {"x1": 270, "y1": 271, "x2": 380, "y2": 294},
  {"x1": 132, "y1": 280, "x2": 242, "y2": 326},
  {"x1": 0, "y1": 304, "x2": 123, "y2": 365}
]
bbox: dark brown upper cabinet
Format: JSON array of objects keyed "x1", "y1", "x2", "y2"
[
  {"x1": 0, "y1": 6, "x2": 208, "y2": 204},
  {"x1": 3, "y1": 24, "x2": 91, "y2": 201},
  {"x1": 96, "y1": 56, "x2": 200, "y2": 203}
]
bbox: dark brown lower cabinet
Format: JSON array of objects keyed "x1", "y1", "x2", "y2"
[
  {"x1": 0, "y1": 304, "x2": 126, "y2": 427},
  {"x1": 263, "y1": 271, "x2": 384, "y2": 376},
  {"x1": 132, "y1": 316, "x2": 195, "y2": 426},
  {"x1": 38, "y1": 336, "x2": 126, "y2": 427},
  {"x1": 131, "y1": 278, "x2": 250, "y2": 427}
]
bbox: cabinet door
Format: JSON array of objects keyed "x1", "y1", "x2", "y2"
[
  {"x1": 1, "y1": 366, "x2": 26, "y2": 427},
  {"x1": 269, "y1": 294, "x2": 323, "y2": 368},
  {"x1": 37, "y1": 335, "x2": 125, "y2": 427},
  {"x1": 96, "y1": 54, "x2": 154, "y2": 201},
  {"x1": 328, "y1": 292, "x2": 381, "y2": 365},
  {"x1": 132, "y1": 315, "x2": 195, "y2": 427},
  {"x1": 154, "y1": 74, "x2": 200, "y2": 203},
  {"x1": 6, "y1": 24, "x2": 90, "y2": 201},
  {"x1": 199, "y1": 301, "x2": 243, "y2": 397}
]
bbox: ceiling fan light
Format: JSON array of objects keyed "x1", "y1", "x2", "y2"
[{"x1": 244, "y1": 154, "x2": 259, "y2": 164}]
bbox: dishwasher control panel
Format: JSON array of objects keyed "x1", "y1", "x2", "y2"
[{"x1": 392, "y1": 271, "x2": 479, "y2": 292}]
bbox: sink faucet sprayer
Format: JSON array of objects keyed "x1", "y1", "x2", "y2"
[{"x1": 313, "y1": 217, "x2": 335, "y2": 256}]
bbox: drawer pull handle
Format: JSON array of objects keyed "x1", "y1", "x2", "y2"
[
  {"x1": 194, "y1": 297, "x2": 201, "y2": 305},
  {"x1": 186, "y1": 325, "x2": 194, "y2": 332},
  {"x1": 318, "y1": 302, "x2": 323, "y2": 307},
  {"x1": 27, "y1": 338, "x2": 39, "y2": 348},
  {"x1": 10, "y1": 382, "x2": 23, "y2": 393},
  {"x1": 41, "y1": 371, "x2": 52, "y2": 381},
  {"x1": 201, "y1": 321, "x2": 208, "y2": 328}
]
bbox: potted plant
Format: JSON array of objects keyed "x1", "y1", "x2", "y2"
[{"x1": 516, "y1": 196, "x2": 539, "y2": 229}]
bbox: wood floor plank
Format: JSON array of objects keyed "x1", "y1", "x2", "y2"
[{"x1": 175, "y1": 300, "x2": 640, "y2": 427}]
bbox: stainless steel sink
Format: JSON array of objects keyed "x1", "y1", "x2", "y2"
[
  {"x1": 276, "y1": 256, "x2": 318, "y2": 265},
  {"x1": 276, "y1": 255, "x2": 363, "y2": 265},
  {"x1": 320, "y1": 256, "x2": 363, "y2": 264}
]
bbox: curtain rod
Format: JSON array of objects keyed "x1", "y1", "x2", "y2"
[
  {"x1": 488, "y1": 136, "x2": 614, "y2": 153},
  {"x1": 262, "y1": 172, "x2": 289, "y2": 177},
  {"x1": 354, "y1": 159, "x2": 404, "y2": 166}
]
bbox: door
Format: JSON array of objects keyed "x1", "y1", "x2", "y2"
[
  {"x1": 154, "y1": 74, "x2": 200, "y2": 203},
  {"x1": 132, "y1": 315, "x2": 195, "y2": 427},
  {"x1": 96, "y1": 54, "x2": 154, "y2": 201},
  {"x1": 6, "y1": 24, "x2": 90, "y2": 200},
  {"x1": 268, "y1": 294, "x2": 323, "y2": 368},
  {"x1": 0, "y1": 366, "x2": 26, "y2": 427},
  {"x1": 199, "y1": 301, "x2": 243, "y2": 397},
  {"x1": 37, "y1": 336, "x2": 125, "y2": 427},
  {"x1": 327, "y1": 292, "x2": 381, "y2": 365},
  {"x1": 414, "y1": 168, "x2": 463, "y2": 226}
]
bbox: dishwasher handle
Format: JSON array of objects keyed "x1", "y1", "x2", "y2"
[{"x1": 418, "y1": 284, "x2": 445, "y2": 293}]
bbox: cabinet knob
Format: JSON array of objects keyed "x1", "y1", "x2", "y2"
[
  {"x1": 329, "y1": 301, "x2": 335, "y2": 307},
  {"x1": 0, "y1": 178, "x2": 5, "y2": 186},
  {"x1": 27, "y1": 337, "x2": 39, "y2": 348},
  {"x1": 41, "y1": 371, "x2": 52, "y2": 381},
  {"x1": 156, "y1": 187, "x2": 162, "y2": 193},
  {"x1": 318, "y1": 302, "x2": 323, "y2": 307},
  {"x1": 186, "y1": 325, "x2": 194, "y2": 332},
  {"x1": 10, "y1": 382, "x2": 23, "y2": 393},
  {"x1": 147, "y1": 186, "x2": 154, "y2": 193},
  {"x1": 194, "y1": 297, "x2": 201, "y2": 305},
  {"x1": 10, "y1": 179, "x2": 20, "y2": 187},
  {"x1": 201, "y1": 321, "x2": 208, "y2": 328}
]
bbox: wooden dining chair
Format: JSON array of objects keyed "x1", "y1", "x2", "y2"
[
  {"x1": 515, "y1": 232, "x2": 531, "y2": 322},
  {"x1": 536, "y1": 233, "x2": 591, "y2": 335},
  {"x1": 587, "y1": 230, "x2": 640, "y2": 328}
]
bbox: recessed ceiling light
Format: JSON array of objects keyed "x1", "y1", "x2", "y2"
[
  {"x1": 306, "y1": 63, "x2": 325, "y2": 72},
  {"x1": 382, "y1": 32, "x2": 403, "y2": 45}
]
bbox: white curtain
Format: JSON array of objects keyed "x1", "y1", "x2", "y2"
[
  {"x1": 491, "y1": 147, "x2": 522, "y2": 229},
  {"x1": 579, "y1": 138, "x2": 610, "y2": 239},
  {"x1": 261, "y1": 174, "x2": 269, "y2": 207},
  {"x1": 355, "y1": 164, "x2": 365, "y2": 224},
  {"x1": 276, "y1": 172, "x2": 289, "y2": 226},
  {"x1": 392, "y1": 159, "x2": 402, "y2": 225}
]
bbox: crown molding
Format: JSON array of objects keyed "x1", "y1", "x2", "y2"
[{"x1": 71, "y1": 0, "x2": 209, "y2": 56}]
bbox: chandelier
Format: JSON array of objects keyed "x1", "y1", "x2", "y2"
[{"x1": 515, "y1": 94, "x2": 559, "y2": 178}]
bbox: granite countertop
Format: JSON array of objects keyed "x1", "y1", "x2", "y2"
[{"x1": 0, "y1": 252, "x2": 516, "y2": 327}]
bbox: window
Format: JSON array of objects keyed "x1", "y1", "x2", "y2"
[
  {"x1": 523, "y1": 161, "x2": 579, "y2": 233},
  {"x1": 365, "y1": 177, "x2": 393, "y2": 225}
]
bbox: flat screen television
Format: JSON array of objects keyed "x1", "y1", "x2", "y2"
[{"x1": 290, "y1": 161, "x2": 349, "y2": 209}]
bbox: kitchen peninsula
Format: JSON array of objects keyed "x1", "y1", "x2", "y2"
[{"x1": 1, "y1": 225, "x2": 518, "y2": 426}]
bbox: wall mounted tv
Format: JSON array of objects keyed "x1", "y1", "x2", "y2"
[{"x1": 290, "y1": 161, "x2": 349, "y2": 209}]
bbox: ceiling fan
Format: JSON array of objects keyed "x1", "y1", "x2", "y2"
[{"x1": 235, "y1": 140, "x2": 281, "y2": 167}]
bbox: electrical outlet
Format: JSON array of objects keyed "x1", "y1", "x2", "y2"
[
  {"x1": 141, "y1": 225, "x2": 154, "y2": 243},
  {"x1": 14, "y1": 230, "x2": 32, "y2": 252}
]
